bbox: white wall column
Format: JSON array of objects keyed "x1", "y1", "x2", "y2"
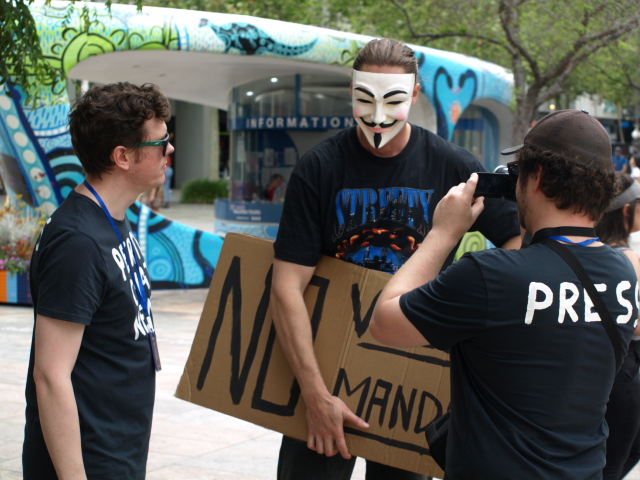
[{"x1": 210, "y1": 107, "x2": 220, "y2": 180}]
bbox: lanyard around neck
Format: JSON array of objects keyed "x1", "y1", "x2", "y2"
[
  {"x1": 83, "y1": 181, "x2": 149, "y2": 316},
  {"x1": 531, "y1": 227, "x2": 599, "y2": 246}
]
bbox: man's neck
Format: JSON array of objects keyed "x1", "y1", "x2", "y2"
[
  {"x1": 76, "y1": 175, "x2": 138, "y2": 221},
  {"x1": 528, "y1": 212, "x2": 599, "y2": 244},
  {"x1": 357, "y1": 123, "x2": 412, "y2": 158}
]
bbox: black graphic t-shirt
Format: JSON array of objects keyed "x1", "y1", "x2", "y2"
[
  {"x1": 23, "y1": 191, "x2": 156, "y2": 480},
  {"x1": 401, "y1": 244, "x2": 638, "y2": 478},
  {"x1": 274, "y1": 125, "x2": 520, "y2": 271}
]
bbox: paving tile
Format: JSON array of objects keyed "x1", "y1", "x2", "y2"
[
  {"x1": 146, "y1": 450, "x2": 192, "y2": 472},
  {"x1": 0, "y1": 418, "x2": 25, "y2": 441},
  {"x1": 0, "y1": 457, "x2": 21, "y2": 476},
  {"x1": 0, "y1": 470, "x2": 22, "y2": 480},
  {"x1": 146, "y1": 464, "x2": 261, "y2": 480},
  {"x1": 149, "y1": 433, "x2": 223, "y2": 457},
  {"x1": 0, "y1": 402, "x2": 24, "y2": 422},
  {"x1": 0, "y1": 438, "x2": 22, "y2": 463}
]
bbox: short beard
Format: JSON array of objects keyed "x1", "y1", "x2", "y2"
[{"x1": 517, "y1": 193, "x2": 527, "y2": 231}]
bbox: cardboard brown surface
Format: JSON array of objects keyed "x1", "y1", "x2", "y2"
[{"x1": 176, "y1": 233, "x2": 450, "y2": 477}]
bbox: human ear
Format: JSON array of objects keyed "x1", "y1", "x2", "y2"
[
  {"x1": 411, "y1": 82, "x2": 421, "y2": 106},
  {"x1": 112, "y1": 146, "x2": 132, "y2": 171}
]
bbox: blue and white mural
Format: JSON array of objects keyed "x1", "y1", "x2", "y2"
[{"x1": 0, "y1": 1, "x2": 513, "y2": 288}]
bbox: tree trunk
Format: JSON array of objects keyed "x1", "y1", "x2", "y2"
[{"x1": 511, "y1": 89, "x2": 540, "y2": 145}]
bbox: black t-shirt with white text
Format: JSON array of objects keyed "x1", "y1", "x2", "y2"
[
  {"x1": 274, "y1": 125, "x2": 520, "y2": 270},
  {"x1": 401, "y1": 244, "x2": 638, "y2": 479},
  {"x1": 23, "y1": 191, "x2": 156, "y2": 480}
]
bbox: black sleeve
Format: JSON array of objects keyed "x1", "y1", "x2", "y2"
[
  {"x1": 472, "y1": 197, "x2": 520, "y2": 248},
  {"x1": 399, "y1": 254, "x2": 488, "y2": 351},
  {"x1": 35, "y1": 230, "x2": 107, "y2": 325},
  {"x1": 442, "y1": 140, "x2": 520, "y2": 247},
  {"x1": 273, "y1": 157, "x2": 323, "y2": 266}
]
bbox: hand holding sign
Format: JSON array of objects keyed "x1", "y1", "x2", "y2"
[{"x1": 305, "y1": 391, "x2": 369, "y2": 458}]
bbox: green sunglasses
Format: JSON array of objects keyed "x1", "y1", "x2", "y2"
[{"x1": 128, "y1": 132, "x2": 170, "y2": 156}]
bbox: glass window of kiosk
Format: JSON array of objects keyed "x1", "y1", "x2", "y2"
[
  {"x1": 228, "y1": 73, "x2": 351, "y2": 203},
  {"x1": 452, "y1": 105, "x2": 500, "y2": 172}
]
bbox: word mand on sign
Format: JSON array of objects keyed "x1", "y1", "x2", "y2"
[{"x1": 176, "y1": 233, "x2": 450, "y2": 477}]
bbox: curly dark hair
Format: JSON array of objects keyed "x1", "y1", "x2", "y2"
[
  {"x1": 517, "y1": 144, "x2": 618, "y2": 223},
  {"x1": 68, "y1": 82, "x2": 171, "y2": 178},
  {"x1": 596, "y1": 173, "x2": 636, "y2": 245},
  {"x1": 353, "y1": 38, "x2": 418, "y2": 78}
]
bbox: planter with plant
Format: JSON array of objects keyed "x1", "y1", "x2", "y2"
[{"x1": 0, "y1": 197, "x2": 47, "y2": 304}]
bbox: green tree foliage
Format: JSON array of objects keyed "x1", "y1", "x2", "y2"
[
  {"x1": 334, "y1": 0, "x2": 640, "y2": 143},
  {"x1": 1, "y1": 0, "x2": 136, "y2": 104},
  {"x1": 142, "y1": 0, "x2": 347, "y2": 29},
  {"x1": 1, "y1": 0, "x2": 59, "y2": 103},
  {"x1": 573, "y1": 31, "x2": 640, "y2": 109}
]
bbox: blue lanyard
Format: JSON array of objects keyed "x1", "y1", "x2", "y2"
[
  {"x1": 547, "y1": 235, "x2": 600, "y2": 246},
  {"x1": 83, "y1": 181, "x2": 149, "y2": 316},
  {"x1": 530, "y1": 227, "x2": 599, "y2": 247}
]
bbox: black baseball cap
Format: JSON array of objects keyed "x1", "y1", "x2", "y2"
[{"x1": 501, "y1": 109, "x2": 612, "y2": 170}]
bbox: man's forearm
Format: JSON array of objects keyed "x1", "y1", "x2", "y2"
[
  {"x1": 36, "y1": 377, "x2": 87, "y2": 479},
  {"x1": 270, "y1": 288, "x2": 329, "y2": 401},
  {"x1": 270, "y1": 259, "x2": 369, "y2": 458}
]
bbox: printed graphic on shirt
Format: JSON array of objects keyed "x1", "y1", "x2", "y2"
[
  {"x1": 111, "y1": 232, "x2": 155, "y2": 340},
  {"x1": 333, "y1": 187, "x2": 434, "y2": 272}
]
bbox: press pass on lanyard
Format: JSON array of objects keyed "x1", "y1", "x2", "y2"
[{"x1": 84, "y1": 180, "x2": 162, "y2": 372}]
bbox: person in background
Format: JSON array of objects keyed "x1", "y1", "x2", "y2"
[
  {"x1": 370, "y1": 109, "x2": 636, "y2": 477},
  {"x1": 596, "y1": 173, "x2": 640, "y2": 480},
  {"x1": 270, "y1": 37, "x2": 521, "y2": 480},
  {"x1": 147, "y1": 185, "x2": 161, "y2": 211},
  {"x1": 630, "y1": 155, "x2": 640, "y2": 182},
  {"x1": 613, "y1": 146, "x2": 630, "y2": 173},
  {"x1": 266, "y1": 173, "x2": 286, "y2": 203},
  {"x1": 23, "y1": 82, "x2": 172, "y2": 479}
]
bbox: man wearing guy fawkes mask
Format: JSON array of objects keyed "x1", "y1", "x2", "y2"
[{"x1": 271, "y1": 38, "x2": 521, "y2": 480}]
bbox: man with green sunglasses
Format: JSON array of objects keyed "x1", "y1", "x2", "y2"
[{"x1": 24, "y1": 82, "x2": 172, "y2": 480}]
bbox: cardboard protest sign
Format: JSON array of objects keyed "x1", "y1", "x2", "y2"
[{"x1": 176, "y1": 233, "x2": 450, "y2": 477}]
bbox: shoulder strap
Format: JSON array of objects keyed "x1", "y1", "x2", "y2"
[{"x1": 534, "y1": 237, "x2": 624, "y2": 372}]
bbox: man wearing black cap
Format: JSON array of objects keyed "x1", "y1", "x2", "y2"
[{"x1": 370, "y1": 109, "x2": 638, "y2": 477}]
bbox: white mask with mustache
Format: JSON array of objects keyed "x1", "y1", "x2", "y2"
[{"x1": 352, "y1": 70, "x2": 415, "y2": 149}]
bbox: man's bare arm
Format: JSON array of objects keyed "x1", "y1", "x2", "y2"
[
  {"x1": 270, "y1": 259, "x2": 368, "y2": 459},
  {"x1": 33, "y1": 315, "x2": 87, "y2": 480}
]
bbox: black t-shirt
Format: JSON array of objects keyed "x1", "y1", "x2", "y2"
[
  {"x1": 274, "y1": 125, "x2": 520, "y2": 271},
  {"x1": 23, "y1": 191, "x2": 156, "y2": 480},
  {"x1": 400, "y1": 244, "x2": 638, "y2": 479}
]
